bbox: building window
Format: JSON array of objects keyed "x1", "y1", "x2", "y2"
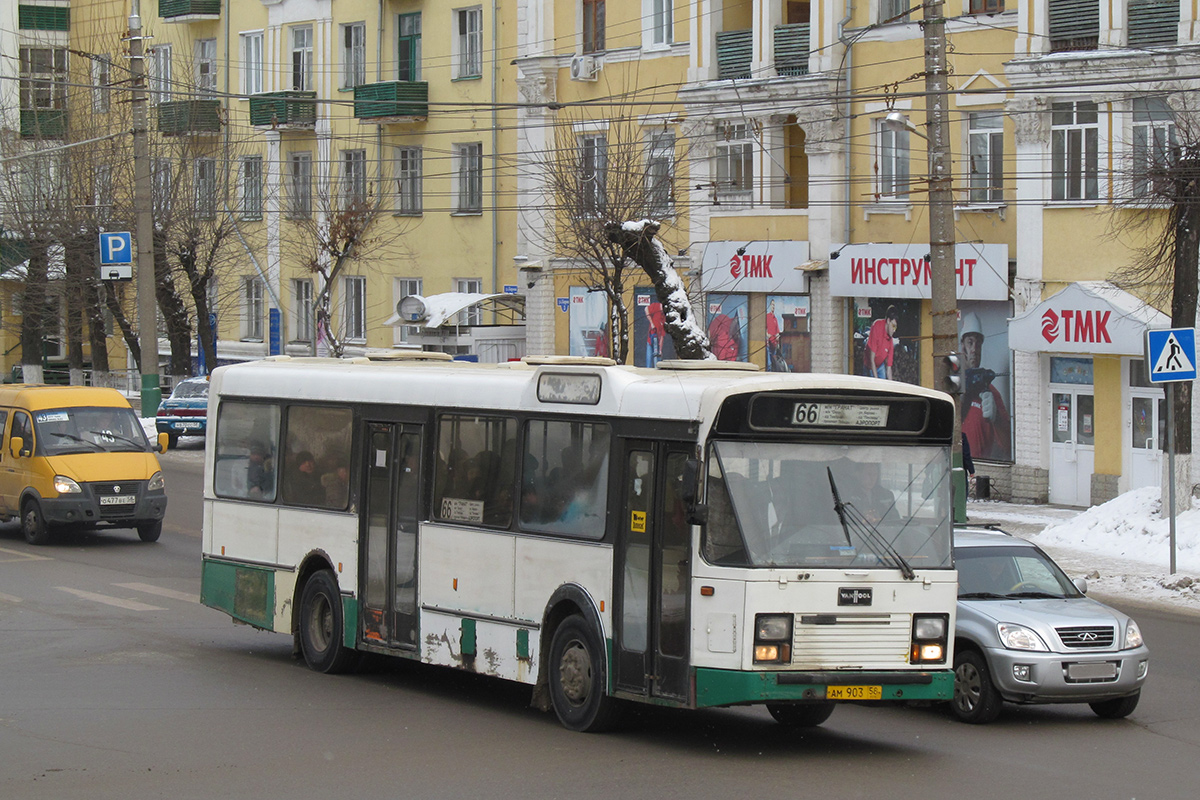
[
  {"x1": 342, "y1": 22, "x2": 366, "y2": 89},
  {"x1": 148, "y1": 45, "x2": 172, "y2": 103},
  {"x1": 244, "y1": 278, "x2": 265, "y2": 340},
  {"x1": 456, "y1": 278, "x2": 483, "y2": 325},
  {"x1": 343, "y1": 275, "x2": 367, "y2": 341},
  {"x1": 583, "y1": 0, "x2": 606, "y2": 53},
  {"x1": 1049, "y1": 0, "x2": 1099, "y2": 52},
  {"x1": 877, "y1": 119, "x2": 910, "y2": 200},
  {"x1": 455, "y1": 7, "x2": 483, "y2": 78},
  {"x1": 968, "y1": 0, "x2": 1003, "y2": 12},
  {"x1": 646, "y1": 131, "x2": 675, "y2": 217},
  {"x1": 580, "y1": 134, "x2": 608, "y2": 216},
  {"x1": 879, "y1": 0, "x2": 910, "y2": 23},
  {"x1": 92, "y1": 56, "x2": 111, "y2": 113},
  {"x1": 196, "y1": 38, "x2": 217, "y2": 97},
  {"x1": 19, "y1": 47, "x2": 67, "y2": 112},
  {"x1": 455, "y1": 142, "x2": 483, "y2": 213},
  {"x1": 241, "y1": 157, "x2": 263, "y2": 219},
  {"x1": 1132, "y1": 97, "x2": 1177, "y2": 198},
  {"x1": 291, "y1": 25, "x2": 314, "y2": 92},
  {"x1": 398, "y1": 14, "x2": 422, "y2": 81},
  {"x1": 394, "y1": 277, "x2": 422, "y2": 342},
  {"x1": 652, "y1": 0, "x2": 672, "y2": 45},
  {"x1": 93, "y1": 164, "x2": 112, "y2": 223},
  {"x1": 968, "y1": 112, "x2": 1004, "y2": 204},
  {"x1": 1051, "y1": 101, "x2": 1099, "y2": 201},
  {"x1": 292, "y1": 278, "x2": 314, "y2": 342},
  {"x1": 196, "y1": 158, "x2": 217, "y2": 219},
  {"x1": 342, "y1": 149, "x2": 368, "y2": 208},
  {"x1": 289, "y1": 152, "x2": 312, "y2": 217},
  {"x1": 395, "y1": 146, "x2": 422, "y2": 214},
  {"x1": 241, "y1": 32, "x2": 264, "y2": 95},
  {"x1": 1129, "y1": 0, "x2": 1179, "y2": 48},
  {"x1": 152, "y1": 158, "x2": 172, "y2": 217},
  {"x1": 714, "y1": 123, "x2": 754, "y2": 205}
]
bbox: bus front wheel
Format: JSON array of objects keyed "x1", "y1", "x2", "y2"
[
  {"x1": 299, "y1": 569, "x2": 356, "y2": 674},
  {"x1": 548, "y1": 614, "x2": 622, "y2": 732}
]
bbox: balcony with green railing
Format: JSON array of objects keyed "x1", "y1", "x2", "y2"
[
  {"x1": 159, "y1": 0, "x2": 221, "y2": 22},
  {"x1": 157, "y1": 100, "x2": 222, "y2": 135},
  {"x1": 774, "y1": 23, "x2": 810, "y2": 77},
  {"x1": 353, "y1": 81, "x2": 429, "y2": 121},
  {"x1": 20, "y1": 109, "x2": 67, "y2": 139},
  {"x1": 248, "y1": 91, "x2": 317, "y2": 128}
]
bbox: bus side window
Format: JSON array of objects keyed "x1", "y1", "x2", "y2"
[
  {"x1": 519, "y1": 420, "x2": 610, "y2": 539},
  {"x1": 0, "y1": 410, "x2": 8, "y2": 460},
  {"x1": 213, "y1": 401, "x2": 280, "y2": 502},
  {"x1": 433, "y1": 415, "x2": 515, "y2": 527},
  {"x1": 281, "y1": 405, "x2": 353, "y2": 509}
]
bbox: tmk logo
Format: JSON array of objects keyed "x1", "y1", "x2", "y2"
[
  {"x1": 729, "y1": 254, "x2": 774, "y2": 279},
  {"x1": 1041, "y1": 308, "x2": 1112, "y2": 344}
]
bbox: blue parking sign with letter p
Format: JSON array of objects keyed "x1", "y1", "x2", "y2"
[{"x1": 99, "y1": 232, "x2": 132, "y2": 265}]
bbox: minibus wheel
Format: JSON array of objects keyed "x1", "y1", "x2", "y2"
[
  {"x1": 21, "y1": 499, "x2": 50, "y2": 546},
  {"x1": 299, "y1": 569, "x2": 356, "y2": 674},
  {"x1": 137, "y1": 519, "x2": 162, "y2": 543},
  {"x1": 548, "y1": 614, "x2": 622, "y2": 732}
]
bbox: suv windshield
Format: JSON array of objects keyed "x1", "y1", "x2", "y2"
[
  {"x1": 956, "y1": 544, "x2": 1082, "y2": 599},
  {"x1": 34, "y1": 406, "x2": 150, "y2": 455},
  {"x1": 702, "y1": 441, "x2": 952, "y2": 569}
]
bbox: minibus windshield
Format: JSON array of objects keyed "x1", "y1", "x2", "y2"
[
  {"x1": 702, "y1": 441, "x2": 953, "y2": 570},
  {"x1": 34, "y1": 406, "x2": 151, "y2": 455}
]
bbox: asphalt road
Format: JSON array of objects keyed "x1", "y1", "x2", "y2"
[{"x1": 1, "y1": 442, "x2": 1197, "y2": 799}]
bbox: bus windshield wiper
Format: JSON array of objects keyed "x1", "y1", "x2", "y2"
[
  {"x1": 827, "y1": 467, "x2": 916, "y2": 580},
  {"x1": 86, "y1": 430, "x2": 148, "y2": 451}
]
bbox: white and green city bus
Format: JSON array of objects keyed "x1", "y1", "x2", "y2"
[{"x1": 200, "y1": 353, "x2": 957, "y2": 731}]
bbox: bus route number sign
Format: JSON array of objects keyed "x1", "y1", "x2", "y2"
[{"x1": 792, "y1": 402, "x2": 889, "y2": 428}]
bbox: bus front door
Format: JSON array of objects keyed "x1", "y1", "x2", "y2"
[
  {"x1": 614, "y1": 442, "x2": 691, "y2": 701},
  {"x1": 361, "y1": 423, "x2": 422, "y2": 649}
]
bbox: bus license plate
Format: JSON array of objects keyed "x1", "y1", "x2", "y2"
[
  {"x1": 99, "y1": 495, "x2": 136, "y2": 506},
  {"x1": 826, "y1": 685, "x2": 882, "y2": 701}
]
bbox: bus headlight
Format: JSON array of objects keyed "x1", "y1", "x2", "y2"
[
  {"x1": 910, "y1": 613, "x2": 949, "y2": 664},
  {"x1": 53, "y1": 475, "x2": 82, "y2": 494},
  {"x1": 754, "y1": 614, "x2": 793, "y2": 664},
  {"x1": 147, "y1": 471, "x2": 165, "y2": 492}
]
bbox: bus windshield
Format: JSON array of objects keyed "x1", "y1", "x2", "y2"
[
  {"x1": 34, "y1": 406, "x2": 150, "y2": 455},
  {"x1": 703, "y1": 441, "x2": 952, "y2": 570}
]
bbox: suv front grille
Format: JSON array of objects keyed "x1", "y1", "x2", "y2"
[{"x1": 1056, "y1": 625, "x2": 1115, "y2": 649}]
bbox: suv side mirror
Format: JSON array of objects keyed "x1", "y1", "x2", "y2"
[{"x1": 1073, "y1": 577, "x2": 1088, "y2": 594}]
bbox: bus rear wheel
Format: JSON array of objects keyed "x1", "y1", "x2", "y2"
[
  {"x1": 548, "y1": 614, "x2": 622, "y2": 732},
  {"x1": 767, "y1": 702, "x2": 836, "y2": 728},
  {"x1": 299, "y1": 569, "x2": 356, "y2": 674}
]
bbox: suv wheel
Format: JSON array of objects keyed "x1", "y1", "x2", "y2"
[{"x1": 951, "y1": 649, "x2": 1002, "y2": 724}]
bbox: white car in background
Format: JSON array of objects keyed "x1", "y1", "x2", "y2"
[{"x1": 950, "y1": 528, "x2": 1149, "y2": 723}]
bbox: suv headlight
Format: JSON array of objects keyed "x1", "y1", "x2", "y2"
[
  {"x1": 147, "y1": 471, "x2": 165, "y2": 492},
  {"x1": 1124, "y1": 619, "x2": 1144, "y2": 649},
  {"x1": 998, "y1": 623, "x2": 1048, "y2": 651},
  {"x1": 53, "y1": 475, "x2": 82, "y2": 494}
]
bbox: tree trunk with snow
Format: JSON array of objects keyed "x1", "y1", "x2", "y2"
[{"x1": 605, "y1": 221, "x2": 713, "y2": 361}]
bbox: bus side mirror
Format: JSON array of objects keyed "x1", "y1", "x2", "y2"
[
  {"x1": 681, "y1": 458, "x2": 700, "y2": 505},
  {"x1": 10, "y1": 436, "x2": 24, "y2": 459},
  {"x1": 157, "y1": 432, "x2": 170, "y2": 453},
  {"x1": 688, "y1": 503, "x2": 709, "y2": 526}
]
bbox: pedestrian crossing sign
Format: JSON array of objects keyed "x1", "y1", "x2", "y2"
[{"x1": 1145, "y1": 328, "x2": 1198, "y2": 384}]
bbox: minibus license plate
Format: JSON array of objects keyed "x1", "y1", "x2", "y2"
[
  {"x1": 100, "y1": 495, "x2": 136, "y2": 506},
  {"x1": 826, "y1": 685, "x2": 882, "y2": 701}
]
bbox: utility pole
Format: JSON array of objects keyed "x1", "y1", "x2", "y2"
[
  {"x1": 921, "y1": 0, "x2": 965, "y2": 517},
  {"x1": 129, "y1": 1, "x2": 160, "y2": 416}
]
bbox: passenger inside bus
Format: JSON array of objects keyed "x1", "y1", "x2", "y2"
[
  {"x1": 287, "y1": 450, "x2": 324, "y2": 499},
  {"x1": 247, "y1": 442, "x2": 275, "y2": 499}
]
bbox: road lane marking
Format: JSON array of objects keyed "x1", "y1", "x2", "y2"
[
  {"x1": 0, "y1": 591, "x2": 22, "y2": 603},
  {"x1": 0, "y1": 546, "x2": 52, "y2": 563},
  {"x1": 56, "y1": 587, "x2": 166, "y2": 611},
  {"x1": 114, "y1": 582, "x2": 198, "y2": 603}
]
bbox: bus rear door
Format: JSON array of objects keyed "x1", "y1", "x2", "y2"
[
  {"x1": 361, "y1": 422, "x2": 423, "y2": 648},
  {"x1": 614, "y1": 441, "x2": 691, "y2": 701}
]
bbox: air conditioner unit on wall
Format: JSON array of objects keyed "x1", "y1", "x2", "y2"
[{"x1": 570, "y1": 55, "x2": 599, "y2": 81}]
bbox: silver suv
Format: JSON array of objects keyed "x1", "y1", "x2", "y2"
[{"x1": 950, "y1": 528, "x2": 1149, "y2": 723}]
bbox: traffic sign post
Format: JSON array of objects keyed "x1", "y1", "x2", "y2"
[
  {"x1": 98, "y1": 231, "x2": 133, "y2": 281},
  {"x1": 1144, "y1": 327, "x2": 1199, "y2": 575}
]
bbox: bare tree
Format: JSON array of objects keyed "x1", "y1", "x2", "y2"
[
  {"x1": 534, "y1": 103, "x2": 693, "y2": 364},
  {"x1": 1110, "y1": 93, "x2": 1200, "y2": 510}
]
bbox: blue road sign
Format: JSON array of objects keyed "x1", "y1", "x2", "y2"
[
  {"x1": 556, "y1": 297, "x2": 570, "y2": 312},
  {"x1": 1145, "y1": 328, "x2": 1198, "y2": 384},
  {"x1": 99, "y1": 232, "x2": 132, "y2": 265}
]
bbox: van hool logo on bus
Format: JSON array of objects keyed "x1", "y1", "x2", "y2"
[
  {"x1": 1040, "y1": 308, "x2": 1113, "y2": 345},
  {"x1": 838, "y1": 587, "x2": 873, "y2": 606}
]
